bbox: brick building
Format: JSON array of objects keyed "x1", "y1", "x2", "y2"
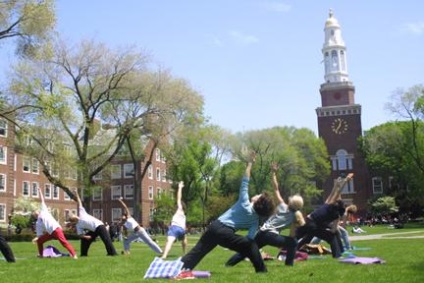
[{"x1": 0, "y1": 117, "x2": 170, "y2": 228}]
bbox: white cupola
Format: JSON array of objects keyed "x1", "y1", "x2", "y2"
[{"x1": 322, "y1": 9, "x2": 349, "y2": 83}]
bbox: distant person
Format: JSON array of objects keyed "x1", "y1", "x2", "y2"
[
  {"x1": 68, "y1": 189, "x2": 117, "y2": 256},
  {"x1": 118, "y1": 197, "x2": 162, "y2": 255},
  {"x1": 0, "y1": 233, "x2": 15, "y2": 263},
  {"x1": 225, "y1": 162, "x2": 305, "y2": 267},
  {"x1": 161, "y1": 181, "x2": 187, "y2": 259},
  {"x1": 174, "y1": 151, "x2": 275, "y2": 280},
  {"x1": 32, "y1": 187, "x2": 77, "y2": 259},
  {"x1": 352, "y1": 226, "x2": 367, "y2": 234}
]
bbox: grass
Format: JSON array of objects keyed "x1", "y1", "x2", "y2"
[{"x1": 1, "y1": 223, "x2": 424, "y2": 283}]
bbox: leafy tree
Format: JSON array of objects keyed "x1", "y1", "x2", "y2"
[
  {"x1": 370, "y1": 196, "x2": 398, "y2": 216},
  {"x1": 228, "y1": 126, "x2": 330, "y2": 205},
  {"x1": 0, "y1": 38, "x2": 204, "y2": 208},
  {"x1": 0, "y1": 0, "x2": 56, "y2": 57}
]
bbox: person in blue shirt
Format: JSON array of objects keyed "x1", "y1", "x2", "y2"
[
  {"x1": 225, "y1": 162, "x2": 305, "y2": 267},
  {"x1": 174, "y1": 151, "x2": 275, "y2": 280}
]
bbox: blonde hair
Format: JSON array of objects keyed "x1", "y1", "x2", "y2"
[
  {"x1": 346, "y1": 204, "x2": 357, "y2": 214},
  {"x1": 288, "y1": 194, "x2": 304, "y2": 211}
]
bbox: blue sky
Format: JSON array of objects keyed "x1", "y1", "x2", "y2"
[{"x1": 2, "y1": 1, "x2": 424, "y2": 134}]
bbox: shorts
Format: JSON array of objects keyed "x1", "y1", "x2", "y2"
[{"x1": 167, "y1": 225, "x2": 186, "y2": 240}]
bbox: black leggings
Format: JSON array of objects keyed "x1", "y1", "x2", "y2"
[
  {"x1": 181, "y1": 220, "x2": 267, "y2": 272},
  {"x1": 0, "y1": 234, "x2": 15, "y2": 263}
]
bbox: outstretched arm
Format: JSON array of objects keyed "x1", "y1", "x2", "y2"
[
  {"x1": 38, "y1": 186, "x2": 45, "y2": 205},
  {"x1": 244, "y1": 151, "x2": 256, "y2": 178},
  {"x1": 73, "y1": 189, "x2": 83, "y2": 208},
  {"x1": 176, "y1": 181, "x2": 184, "y2": 210},
  {"x1": 325, "y1": 173, "x2": 354, "y2": 204},
  {"x1": 118, "y1": 197, "x2": 131, "y2": 216},
  {"x1": 270, "y1": 162, "x2": 284, "y2": 204}
]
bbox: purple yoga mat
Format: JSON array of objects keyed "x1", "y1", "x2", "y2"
[{"x1": 192, "y1": 271, "x2": 211, "y2": 278}]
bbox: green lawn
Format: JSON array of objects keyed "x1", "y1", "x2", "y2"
[{"x1": 1, "y1": 223, "x2": 423, "y2": 283}]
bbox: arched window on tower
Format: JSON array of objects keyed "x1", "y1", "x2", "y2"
[
  {"x1": 331, "y1": 149, "x2": 353, "y2": 171},
  {"x1": 324, "y1": 52, "x2": 330, "y2": 73},
  {"x1": 331, "y1": 50, "x2": 338, "y2": 71},
  {"x1": 340, "y1": 50, "x2": 346, "y2": 71}
]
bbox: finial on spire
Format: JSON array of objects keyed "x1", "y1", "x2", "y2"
[{"x1": 329, "y1": 9, "x2": 333, "y2": 18}]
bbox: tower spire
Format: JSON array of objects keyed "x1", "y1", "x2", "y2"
[{"x1": 322, "y1": 9, "x2": 349, "y2": 83}]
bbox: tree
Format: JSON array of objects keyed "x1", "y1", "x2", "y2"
[
  {"x1": 370, "y1": 196, "x2": 398, "y2": 216},
  {"x1": 0, "y1": 0, "x2": 56, "y2": 57},
  {"x1": 1, "y1": 38, "x2": 204, "y2": 207},
  {"x1": 228, "y1": 126, "x2": 330, "y2": 204}
]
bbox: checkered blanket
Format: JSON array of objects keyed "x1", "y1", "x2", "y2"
[{"x1": 144, "y1": 257, "x2": 184, "y2": 279}]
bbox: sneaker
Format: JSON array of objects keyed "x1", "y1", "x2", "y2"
[{"x1": 173, "y1": 270, "x2": 195, "y2": 280}]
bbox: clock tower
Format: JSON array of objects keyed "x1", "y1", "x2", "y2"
[{"x1": 316, "y1": 10, "x2": 372, "y2": 213}]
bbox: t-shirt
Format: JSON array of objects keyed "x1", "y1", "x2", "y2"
[
  {"x1": 309, "y1": 203, "x2": 344, "y2": 226},
  {"x1": 76, "y1": 207, "x2": 104, "y2": 235},
  {"x1": 36, "y1": 202, "x2": 61, "y2": 236},
  {"x1": 124, "y1": 217, "x2": 139, "y2": 231},
  {"x1": 171, "y1": 208, "x2": 186, "y2": 230},
  {"x1": 218, "y1": 176, "x2": 258, "y2": 239},
  {"x1": 260, "y1": 203, "x2": 295, "y2": 234}
]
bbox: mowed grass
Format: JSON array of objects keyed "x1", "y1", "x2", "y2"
[{"x1": 1, "y1": 224, "x2": 424, "y2": 283}]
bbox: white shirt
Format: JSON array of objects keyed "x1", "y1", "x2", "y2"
[
  {"x1": 76, "y1": 207, "x2": 104, "y2": 235},
  {"x1": 171, "y1": 208, "x2": 186, "y2": 229},
  {"x1": 124, "y1": 217, "x2": 139, "y2": 231},
  {"x1": 36, "y1": 202, "x2": 61, "y2": 236}
]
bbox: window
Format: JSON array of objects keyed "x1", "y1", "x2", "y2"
[
  {"x1": 93, "y1": 189, "x2": 102, "y2": 201},
  {"x1": 112, "y1": 208, "x2": 122, "y2": 222},
  {"x1": 111, "y1": 186, "x2": 122, "y2": 200},
  {"x1": 0, "y1": 119, "x2": 7, "y2": 137},
  {"x1": 147, "y1": 165, "x2": 153, "y2": 179},
  {"x1": 32, "y1": 158, "x2": 39, "y2": 174},
  {"x1": 31, "y1": 182, "x2": 39, "y2": 197},
  {"x1": 123, "y1": 163, "x2": 134, "y2": 179},
  {"x1": 156, "y1": 148, "x2": 161, "y2": 161},
  {"x1": 22, "y1": 181, "x2": 30, "y2": 196},
  {"x1": 341, "y1": 179, "x2": 355, "y2": 194},
  {"x1": 44, "y1": 184, "x2": 51, "y2": 199},
  {"x1": 156, "y1": 168, "x2": 161, "y2": 181},
  {"x1": 372, "y1": 177, "x2": 383, "y2": 194},
  {"x1": 93, "y1": 209, "x2": 103, "y2": 220},
  {"x1": 124, "y1": 184, "x2": 134, "y2": 199},
  {"x1": 0, "y1": 203, "x2": 6, "y2": 222},
  {"x1": 331, "y1": 149, "x2": 353, "y2": 171},
  {"x1": 0, "y1": 146, "x2": 6, "y2": 164},
  {"x1": 148, "y1": 186, "x2": 153, "y2": 200},
  {"x1": 23, "y1": 157, "x2": 31, "y2": 172},
  {"x1": 111, "y1": 165, "x2": 122, "y2": 179},
  {"x1": 93, "y1": 171, "x2": 102, "y2": 180},
  {"x1": 52, "y1": 185, "x2": 59, "y2": 199},
  {"x1": 157, "y1": 187, "x2": 162, "y2": 197},
  {"x1": 0, "y1": 174, "x2": 5, "y2": 192},
  {"x1": 161, "y1": 169, "x2": 167, "y2": 182},
  {"x1": 64, "y1": 189, "x2": 73, "y2": 201}
]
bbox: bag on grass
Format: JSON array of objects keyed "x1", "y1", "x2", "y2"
[
  {"x1": 144, "y1": 257, "x2": 184, "y2": 279},
  {"x1": 299, "y1": 244, "x2": 331, "y2": 255}
]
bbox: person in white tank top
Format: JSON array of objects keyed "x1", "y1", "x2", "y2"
[{"x1": 161, "y1": 181, "x2": 187, "y2": 259}]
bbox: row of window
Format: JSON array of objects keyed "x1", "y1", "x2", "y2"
[
  {"x1": 92, "y1": 185, "x2": 162, "y2": 201},
  {"x1": 317, "y1": 108, "x2": 359, "y2": 117}
]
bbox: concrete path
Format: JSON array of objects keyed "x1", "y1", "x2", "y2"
[{"x1": 350, "y1": 230, "x2": 424, "y2": 241}]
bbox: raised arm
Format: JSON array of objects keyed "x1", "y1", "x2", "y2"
[
  {"x1": 270, "y1": 162, "x2": 284, "y2": 204},
  {"x1": 325, "y1": 173, "x2": 354, "y2": 204},
  {"x1": 73, "y1": 189, "x2": 83, "y2": 208},
  {"x1": 244, "y1": 151, "x2": 256, "y2": 178},
  {"x1": 118, "y1": 197, "x2": 131, "y2": 216},
  {"x1": 38, "y1": 186, "x2": 45, "y2": 205},
  {"x1": 176, "y1": 181, "x2": 184, "y2": 210}
]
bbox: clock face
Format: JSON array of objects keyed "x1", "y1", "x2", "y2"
[{"x1": 331, "y1": 118, "x2": 348, "y2": 134}]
